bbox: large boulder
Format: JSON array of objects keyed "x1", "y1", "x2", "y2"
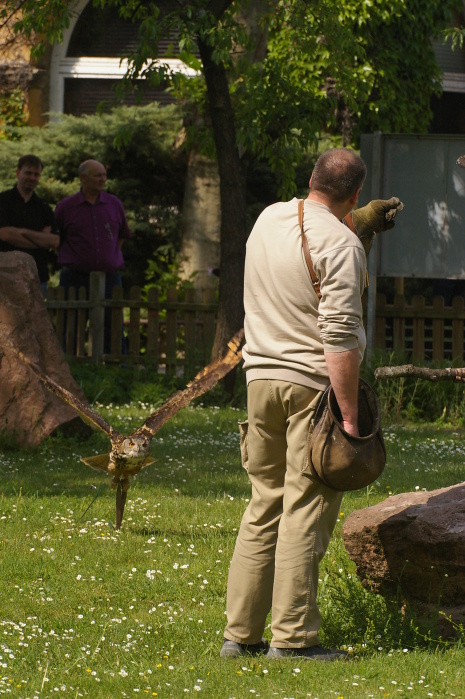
[
  {"x1": 0, "y1": 251, "x2": 91, "y2": 446},
  {"x1": 342, "y1": 483, "x2": 465, "y2": 635}
]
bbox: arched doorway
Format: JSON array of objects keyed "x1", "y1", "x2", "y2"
[{"x1": 49, "y1": 0, "x2": 194, "y2": 117}]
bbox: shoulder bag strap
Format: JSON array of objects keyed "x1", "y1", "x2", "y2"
[
  {"x1": 298, "y1": 198, "x2": 321, "y2": 301},
  {"x1": 342, "y1": 210, "x2": 357, "y2": 234}
]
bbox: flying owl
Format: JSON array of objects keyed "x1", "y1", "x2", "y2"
[{"x1": 4, "y1": 329, "x2": 244, "y2": 529}]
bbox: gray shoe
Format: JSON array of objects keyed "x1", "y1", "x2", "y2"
[
  {"x1": 220, "y1": 638, "x2": 270, "y2": 658},
  {"x1": 267, "y1": 645, "x2": 347, "y2": 662}
]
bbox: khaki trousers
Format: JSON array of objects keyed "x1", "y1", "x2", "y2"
[{"x1": 224, "y1": 379, "x2": 344, "y2": 648}]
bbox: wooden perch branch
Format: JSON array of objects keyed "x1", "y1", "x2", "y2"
[{"x1": 374, "y1": 365, "x2": 465, "y2": 383}]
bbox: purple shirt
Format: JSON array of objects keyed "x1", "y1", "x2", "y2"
[{"x1": 56, "y1": 190, "x2": 131, "y2": 272}]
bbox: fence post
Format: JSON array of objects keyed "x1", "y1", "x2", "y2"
[
  {"x1": 432, "y1": 296, "x2": 444, "y2": 361},
  {"x1": 412, "y1": 295, "x2": 425, "y2": 362},
  {"x1": 52, "y1": 286, "x2": 65, "y2": 345},
  {"x1": 110, "y1": 285, "x2": 124, "y2": 357},
  {"x1": 184, "y1": 287, "x2": 196, "y2": 378},
  {"x1": 128, "y1": 286, "x2": 141, "y2": 358},
  {"x1": 200, "y1": 287, "x2": 216, "y2": 362},
  {"x1": 146, "y1": 287, "x2": 159, "y2": 368},
  {"x1": 65, "y1": 285, "x2": 77, "y2": 355},
  {"x1": 166, "y1": 287, "x2": 178, "y2": 377},
  {"x1": 89, "y1": 271, "x2": 105, "y2": 362},
  {"x1": 375, "y1": 294, "x2": 386, "y2": 351},
  {"x1": 77, "y1": 286, "x2": 87, "y2": 356},
  {"x1": 452, "y1": 296, "x2": 464, "y2": 360},
  {"x1": 393, "y1": 293, "x2": 405, "y2": 353}
]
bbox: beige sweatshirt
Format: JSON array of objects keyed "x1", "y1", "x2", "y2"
[{"x1": 242, "y1": 197, "x2": 367, "y2": 390}]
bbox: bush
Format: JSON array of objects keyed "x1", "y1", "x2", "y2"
[
  {"x1": 0, "y1": 88, "x2": 27, "y2": 137},
  {"x1": 364, "y1": 351, "x2": 465, "y2": 425},
  {"x1": 68, "y1": 359, "x2": 247, "y2": 410}
]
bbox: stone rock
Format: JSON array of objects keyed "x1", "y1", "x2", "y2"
[
  {"x1": 0, "y1": 251, "x2": 91, "y2": 446},
  {"x1": 342, "y1": 482, "x2": 465, "y2": 634}
]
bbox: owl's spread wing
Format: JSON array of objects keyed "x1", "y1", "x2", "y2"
[
  {"x1": 3, "y1": 337, "x2": 115, "y2": 439},
  {"x1": 132, "y1": 328, "x2": 245, "y2": 439}
]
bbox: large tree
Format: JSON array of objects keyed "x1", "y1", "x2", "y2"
[{"x1": 2, "y1": 0, "x2": 462, "y2": 361}]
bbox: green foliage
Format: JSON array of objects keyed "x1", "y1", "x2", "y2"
[
  {"x1": 3, "y1": 0, "x2": 463, "y2": 198},
  {"x1": 250, "y1": 0, "x2": 462, "y2": 193},
  {"x1": 0, "y1": 89, "x2": 27, "y2": 138},
  {"x1": 68, "y1": 361, "x2": 179, "y2": 406},
  {"x1": 319, "y1": 563, "x2": 413, "y2": 652},
  {"x1": 444, "y1": 26, "x2": 465, "y2": 49},
  {"x1": 121, "y1": 0, "x2": 462, "y2": 195},
  {"x1": 143, "y1": 246, "x2": 192, "y2": 299},
  {"x1": 234, "y1": 0, "x2": 369, "y2": 194},
  {"x1": 366, "y1": 352, "x2": 465, "y2": 425},
  {"x1": 1, "y1": 0, "x2": 71, "y2": 58},
  {"x1": 353, "y1": 0, "x2": 460, "y2": 138},
  {"x1": 68, "y1": 348, "x2": 465, "y2": 426},
  {"x1": 68, "y1": 359, "x2": 248, "y2": 410},
  {"x1": 0, "y1": 104, "x2": 187, "y2": 289}
]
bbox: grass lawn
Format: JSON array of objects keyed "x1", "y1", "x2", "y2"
[{"x1": 1, "y1": 395, "x2": 465, "y2": 698}]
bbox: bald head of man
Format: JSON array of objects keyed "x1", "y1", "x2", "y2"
[{"x1": 79, "y1": 160, "x2": 107, "y2": 203}]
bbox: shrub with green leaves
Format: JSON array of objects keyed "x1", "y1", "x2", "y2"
[
  {"x1": 0, "y1": 88, "x2": 27, "y2": 137},
  {"x1": 364, "y1": 351, "x2": 465, "y2": 425}
]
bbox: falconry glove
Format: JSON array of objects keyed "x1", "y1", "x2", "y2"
[{"x1": 351, "y1": 197, "x2": 404, "y2": 255}]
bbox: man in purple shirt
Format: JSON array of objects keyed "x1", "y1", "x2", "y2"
[{"x1": 55, "y1": 159, "x2": 132, "y2": 353}]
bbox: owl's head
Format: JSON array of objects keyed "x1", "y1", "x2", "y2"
[{"x1": 122, "y1": 436, "x2": 150, "y2": 458}]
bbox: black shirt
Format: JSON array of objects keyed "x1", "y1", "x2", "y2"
[{"x1": 0, "y1": 186, "x2": 57, "y2": 283}]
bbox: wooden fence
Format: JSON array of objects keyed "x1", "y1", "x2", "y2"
[
  {"x1": 45, "y1": 274, "x2": 217, "y2": 378},
  {"x1": 375, "y1": 293, "x2": 465, "y2": 362},
  {"x1": 44, "y1": 275, "x2": 465, "y2": 374}
]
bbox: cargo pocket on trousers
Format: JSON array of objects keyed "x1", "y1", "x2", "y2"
[
  {"x1": 301, "y1": 390, "x2": 323, "y2": 477},
  {"x1": 238, "y1": 420, "x2": 249, "y2": 473},
  {"x1": 301, "y1": 417, "x2": 315, "y2": 476}
]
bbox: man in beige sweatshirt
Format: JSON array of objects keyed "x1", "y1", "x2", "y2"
[{"x1": 221, "y1": 148, "x2": 402, "y2": 661}]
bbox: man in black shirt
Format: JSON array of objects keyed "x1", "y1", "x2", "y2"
[{"x1": 0, "y1": 154, "x2": 59, "y2": 295}]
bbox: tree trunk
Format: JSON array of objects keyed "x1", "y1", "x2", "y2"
[
  {"x1": 180, "y1": 0, "x2": 272, "y2": 301},
  {"x1": 197, "y1": 36, "x2": 248, "y2": 364},
  {"x1": 179, "y1": 150, "x2": 221, "y2": 290}
]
